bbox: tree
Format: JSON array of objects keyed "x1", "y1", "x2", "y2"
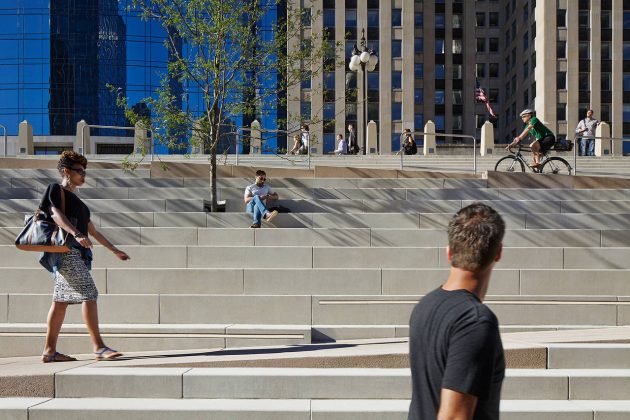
[{"x1": 117, "y1": 0, "x2": 339, "y2": 211}]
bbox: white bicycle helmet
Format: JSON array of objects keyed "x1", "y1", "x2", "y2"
[{"x1": 519, "y1": 109, "x2": 534, "y2": 117}]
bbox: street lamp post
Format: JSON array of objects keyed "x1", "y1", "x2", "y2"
[{"x1": 349, "y1": 28, "x2": 378, "y2": 155}]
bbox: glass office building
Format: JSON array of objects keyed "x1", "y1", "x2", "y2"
[{"x1": 0, "y1": 0, "x2": 285, "y2": 154}]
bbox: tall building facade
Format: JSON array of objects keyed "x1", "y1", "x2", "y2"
[
  {"x1": 0, "y1": 0, "x2": 284, "y2": 154},
  {"x1": 292, "y1": 0, "x2": 630, "y2": 154}
]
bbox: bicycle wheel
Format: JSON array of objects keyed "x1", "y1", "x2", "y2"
[
  {"x1": 494, "y1": 156, "x2": 525, "y2": 172},
  {"x1": 541, "y1": 157, "x2": 572, "y2": 175}
]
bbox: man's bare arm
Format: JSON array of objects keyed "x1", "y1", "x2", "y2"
[{"x1": 437, "y1": 388, "x2": 478, "y2": 420}]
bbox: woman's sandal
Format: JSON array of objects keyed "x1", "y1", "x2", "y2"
[
  {"x1": 95, "y1": 346, "x2": 123, "y2": 360},
  {"x1": 42, "y1": 352, "x2": 77, "y2": 363}
]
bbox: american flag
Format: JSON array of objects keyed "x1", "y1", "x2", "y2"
[{"x1": 475, "y1": 79, "x2": 497, "y2": 118}]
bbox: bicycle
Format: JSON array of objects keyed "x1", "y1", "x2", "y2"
[{"x1": 494, "y1": 144, "x2": 572, "y2": 175}]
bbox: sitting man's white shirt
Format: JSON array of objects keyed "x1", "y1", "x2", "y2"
[
  {"x1": 244, "y1": 183, "x2": 273, "y2": 201},
  {"x1": 335, "y1": 139, "x2": 348, "y2": 155}
]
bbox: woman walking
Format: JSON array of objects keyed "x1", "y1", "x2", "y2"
[{"x1": 40, "y1": 151, "x2": 130, "y2": 362}]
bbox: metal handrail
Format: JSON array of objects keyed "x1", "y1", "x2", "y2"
[
  {"x1": 81, "y1": 124, "x2": 153, "y2": 160},
  {"x1": 400, "y1": 132, "x2": 478, "y2": 172},
  {"x1": 0, "y1": 124, "x2": 6, "y2": 157},
  {"x1": 571, "y1": 134, "x2": 630, "y2": 175}
]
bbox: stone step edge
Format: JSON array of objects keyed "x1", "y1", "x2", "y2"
[{"x1": 2, "y1": 397, "x2": 630, "y2": 414}]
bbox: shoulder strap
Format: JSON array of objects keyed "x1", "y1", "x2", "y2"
[{"x1": 58, "y1": 184, "x2": 66, "y2": 215}]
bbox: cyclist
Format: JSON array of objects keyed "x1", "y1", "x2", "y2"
[{"x1": 506, "y1": 109, "x2": 556, "y2": 169}]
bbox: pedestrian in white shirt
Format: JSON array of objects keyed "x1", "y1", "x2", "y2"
[{"x1": 575, "y1": 109, "x2": 599, "y2": 157}]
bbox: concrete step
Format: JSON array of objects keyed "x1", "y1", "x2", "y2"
[
  {"x1": 0, "y1": 198, "x2": 204, "y2": 213},
  {"x1": 0, "y1": 227, "x2": 621, "y2": 248},
  {"x1": 0, "y1": 324, "x2": 310, "y2": 357},
  {"x1": 2, "y1": 266, "x2": 630, "y2": 298},
  {"x1": 1, "y1": 293, "x2": 626, "y2": 327},
  {"x1": 4, "y1": 397, "x2": 630, "y2": 419},
  {"x1": 0, "y1": 168, "x2": 151, "y2": 179},
  {"x1": 52, "y1": 367, "x2": 630, "y2": 400},
  {"x1": 3, "y1": 245, "x2": 630, "y2": 270},
  {"x1": 0, "y1": 176, "x2": 491, "y2": 189},
  {"x1": 547, "y1": 344, "x2": 630, "y2": 368},
  {"x1": 4, "y1": 210, "x2": 622, "y2": 229}
]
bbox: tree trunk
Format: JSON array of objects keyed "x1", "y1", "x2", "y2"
[{"x1": 209, "y1": 137, "x2": 218, "y2": 213}]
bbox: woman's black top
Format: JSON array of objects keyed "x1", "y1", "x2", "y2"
[{"x1": 41, "y1": 183, "x2": 91, "y2": 235}]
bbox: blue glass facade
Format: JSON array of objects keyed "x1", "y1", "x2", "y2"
[{"x1": 0, "y1": 0, "x2": 284, "y2": 154}]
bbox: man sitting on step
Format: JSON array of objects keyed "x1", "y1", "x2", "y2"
[
  {"x1": 244, "y1": 169, "x2": 279, "y2": 228},
  {"x1": 408, "y1": 203, "x2": 505, "y2": 420}
]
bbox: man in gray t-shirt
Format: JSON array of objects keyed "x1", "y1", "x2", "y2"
[
  {"x1": 408, "y1": 203, "x2": 505, "y2": 420},
  {"x1": 244, "y1": 169, "x2": 279, "y2": 228}
]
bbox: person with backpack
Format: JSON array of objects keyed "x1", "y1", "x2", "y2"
[{"x1": 402, "y1": 129, "x2": 418, "y2": 155}]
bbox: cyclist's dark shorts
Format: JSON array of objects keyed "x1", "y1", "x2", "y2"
[{"x1": 536, "y1": 135, "x2": 556, "y2": 153}]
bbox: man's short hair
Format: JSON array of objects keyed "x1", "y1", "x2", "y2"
[
  {"x1": 447, "y1": 203, "x2": 505, "y2": 272},
  {"x1": 255, "y1": 170, "x2": 266, "y2": 177}
]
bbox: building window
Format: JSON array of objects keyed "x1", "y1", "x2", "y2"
[
  {"x1": 345, "y1": 102, "x2": 357, "y2": 120},
  {"x1": 601, "y1": 104, "x2": 610, "y2": 122},
  {"x1": 414, "y1": 63, "x2": 424, "y2": 79},
  {"x1": 392, "y1": 102, "x2": 402, "y2": 120},
  {"x1": 624, "y1": 73, "x2": 630, "y2": 91},
  {"x1": 435, "y1": 115, "x2": 445, "y2": 130},
  {"x1": 523, "y1": 3, "x2": 529, "y2": 22},
  {"x1": 301, "y1": 71, "x2": 312, "y2": 89},
  {"x1": 323, "y1": 102, "x2": 335, "y2": 120},
  {"x1": 602, "y1": 42, "x2": 611, "y2": 60},
  {"x1": 453, "y1": 90, "x2": 463, "y2": 105},
  {"x1": 624, "y1": 11, "x2": 630, "y2": 29},
  {"x1": 323, "y1": 9, "x2": 335, "y2": 28},
  {"x1": 624, "y1": 105, "x2": 630, "y2": 122},
  {"x1": 415, "y1": 12, "x2": 423, "y2": 27},
  {"x1": 453, "y1": 14, "x2": 463, "y2": 28},
  {"x1": 523, "y1": 90, "x2": 529, "y2": 107},
  {"x1": 489, "y1": 12, "x2": 499, "y2": 27},
  {"x1": 489, "y1": 38, "x2": 499, "y2": 52},
  {"x1": 452, "y1": 64, "x2": 462, "y2": 79},
  {"x1": 415, "y1": 114, "x2": 424, "y2": 131},
  {"x1": 522, "y1": 60, "x2": 528, "y2": 78},
  {"x1": 435, "y1": 39, "x2": 445, "y2": 54},
  {"x1": 601, "y1": 72, "x2": 611, "y2": 91},
  {"x1": 367, "y1": 10, "x2": 379, "y2": 27},
  {"x1": 578, "y1": 42, "x2": 589, "y2": 60},
  {"x1": 476, "y1": 12, "x2": 486, "y2": 26},
  {"x1": 489, "y1": 88, "x2": 499, "y2": 103},
  {"x1": 345, "y1": 9, "x2": 357, "y2": 28},
  {"x1": 414, "y1": 88, "x2": 423, "y2": 103},
  {"x1": 415, "y1": 37, "x2": 424, "y2": 53},
  {"x1": 392, "y1": 40, "x2": 402, "y2": 58},
  {"x1": 453, "y1": 115, "x2": 463, "y2": 130},
  {"x1": 477, "y1": 38, "x2": 486, "y2": 52},
  {"x1": 625, "y1": 42, "x2": 630, "y2": 60},
  {"x1": 557, "y1": 72, "x2": 567, "y2": 90},
  {"x1": 522, "y1": 33, "x2": 529, "y2": 51},
  {"x1": 601, "y1": 11, "x2": 612, "y2": 29},
  {"x1": 578, "y1": 10, "x2": 589, "y2": 28},
  {"x1": 435, "y1": 90, "x2": 445, "y2": 104},
  {"x1": 476, "y1": 63, "x2": 486, "y2": 78},
  {"x1": 579, "y1": 72, "x2": 589, "y2": 90},
  {"x1": 557, "y1": 9, "x2": 566, "y2": 27},
  {"x1": 392, "y1": 71, "x2": 402, "y2": 89},
  {"x1": 435, "y1": 13, "x2": 445, "y2": 28},
  {"x1": 392, "y1": 9, "x2": 402, "y2": 26},
  {"x1": 301, "y1": 102, "x2": 311, "y2": 119},
  {"x1": 435, "y1": 64, "x2": 445, "y2": 79},
  {"x1": 490, "y1": 63, "x2": 499, "y2": 78},
  {"x1": 452, "y1": 39, "x2": 462, "y2": 54},
  {"x1": 301, "y1": 8, "x2": 313, "y2": 27}
]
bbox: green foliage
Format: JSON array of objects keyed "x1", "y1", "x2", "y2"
[{"x1": 112, "y1": 0, "x2": 340, "y2": 209}]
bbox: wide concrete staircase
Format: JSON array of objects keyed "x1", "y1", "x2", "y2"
[{"x1": 2, "y1": 162, "x2": 630, "y2": 418}]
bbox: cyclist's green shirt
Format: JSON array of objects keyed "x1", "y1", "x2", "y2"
[{"x1": 525, "y1": 116, "x2": 553, "y2": 140}]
